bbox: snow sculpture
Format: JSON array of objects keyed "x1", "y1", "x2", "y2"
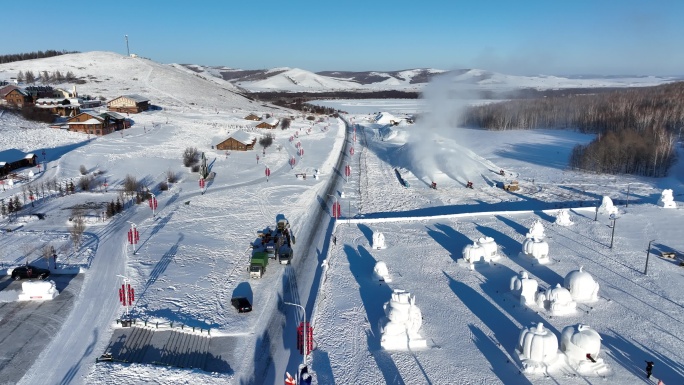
[
  {"x1": 18, "y1": 280, "x2": 59, "y2": 301},
  {"x1": 598, "y1": 196, "x2": 618, "y2": 216},
  {"x1": 547, "y1": 283, "x2": 577, "y2": 315},
  {"x1": 522, "y1": 236, "x2": 550, "y2": 264},
  {"x1": 477, "y1": 237, "x2": 500, "y2": 261},
  {"x1": 510, "y1": 271, "x2": 539, "y2": 306},
  {"x1": 561, "y1": 324, "x2": 609, "y2": 373},
  {"x1": 658, "y1": 189, "x2": 676, "y2": 208},
  {"x1": 517, "y1": 322, "x2": 559, "y2": 373},
  {"x1": 372, "y1": 231, "x2": 386, "y2": 249},
  {"x1": 462, "y1": 242, "x2": 485, "y2": 264},
  {"x1": 526, "y1": 220, "x2": 546, "y2": 240},
  {"x1": 564, "y1": 266, "x2": 599, "y2": 303},
  {"x1": 555, "y1": 209, "x2": 573, "y2": 226},
  {"x1": 462, "y1": 237, "x2": 500, "y2": 264},
  {"x1": 380, "y1": 289, "x2": 427, "y2": 350},
  {"x1": 373, "y1": 261, "x2": 392, "y2": 283}
]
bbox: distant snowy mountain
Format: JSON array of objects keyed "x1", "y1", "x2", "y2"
[{"x1": 182, "y1": 63, "x2": 679, "y2": 93}]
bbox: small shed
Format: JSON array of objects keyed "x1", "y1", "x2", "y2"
[
  {"x1": 244, "y1": 113, "x2": 261, "y2": 121},
  {"x1": 256, "y1": 117, "x2": 280, "y2": 129},
  {"x1": 107, "y1": 94, "x2": 150, "y2": 113},
  {"x1": 0, "y1": 149, "x2": 37, "y2": 178},
  {"x1": 216, "y1": 130, "x2": 257, "y2": 151}
]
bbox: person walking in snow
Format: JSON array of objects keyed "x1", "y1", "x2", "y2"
[
  {"x1": 332, "y1": 236, "x2": 336, "y2": 246},
  {"x1": 645, "y1": 360, "x2": 654, "y2": 379}
]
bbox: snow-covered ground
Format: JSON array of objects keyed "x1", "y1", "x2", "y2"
[{"x1": 0, "y1": 52, "x2": 682, "y2": 384}]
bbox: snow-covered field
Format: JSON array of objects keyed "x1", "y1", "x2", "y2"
[{"x1": 0, "y1": 52, "x2": 682, "y2": 384}]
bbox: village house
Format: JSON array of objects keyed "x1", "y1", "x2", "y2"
[
  {"x1": 244, "y1": 113, "x2": 261, "y2": 121},
  {"x1": 255, "y1": 117, "x2": 280, "y2": 129},
  {"x1": 107, "y1": 94, "x2": 150, "y2": 113},
  {"x1": 215, "y1": 130, "x2": 257, "y2": 151},
  {"x1": 34, "y1": 98, "x2": 81, "y2": 117},
  {"x1": 66, "y1": 111, "x2": 131, "y2": 136},
  {"x1": 0, "y1": 149, "x2": 37, "y2": 178},
  {"x1": 0, "y1": 85, "x2": 32, "y2": 107},
  {"x1": 24, "y1": 85, "x2": 55, "y2": 102}
]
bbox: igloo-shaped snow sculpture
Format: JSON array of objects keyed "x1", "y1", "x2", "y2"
[
  {"x1": 547, "y1": 283, "x2": 577, "y2": 315},
  {"x1": 522, "y1": 236, "x2": 550, "y2": 264},
  {"x1": 555, "y1": 209, "x2": 573, "y2": 226},
  {"x1": 18, "y1": 280, "x2": 59, "y2": 301},
  {"x1": 564, "y1": 266, "x2": 599, "y2": 303},
  {"x1": 373, "y1": 261, "x2": 392, "y2": 282},
  {"x1": 598, "y1": 196, "x2": 618, "y2": 216},
  {"x1": 526, "y1": 220, "x2": 546, "y2": 240},
  {"x1": 372, "y1": 231, "x2": 386, "y2": 249},
  {"x1": 658, "y1": 189, "x2": 677, "y2": 208},
  {"x1": 510, "y1": 271, "x2": 539, "y2": 306},
  {"x1": 517, "y1": 322, "x2": 559, "y2": 373},
  {"x1": 561, "y1": 324, "x2": 609, "y2": 373},
  {"x1": 380, "y1": 289, "x2": 427, "y2": 350}
]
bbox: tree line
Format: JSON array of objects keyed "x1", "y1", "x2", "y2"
[
  {"x1": 17, "y1": 70, "x2": 79, "y2": 84},
  {"x1": 0, "y1": 50, "x2": 79, "y2": 64},
  {"x1": 462, "y1": 82, "x2": 684, "y2": 177}
]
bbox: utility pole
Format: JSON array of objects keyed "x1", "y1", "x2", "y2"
[
  {"x1": 125, "y1": 35, "x2": 130, "y2": 57},
  {"x1": 609, "y1": 215, "x2": 617, "y2": 249}
]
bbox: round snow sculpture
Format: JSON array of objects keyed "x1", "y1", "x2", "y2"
[
  {"x1": 477, "y1": 237, "x2": 500, "y2": 261},
  {"x1": 564, "y1": 266, "x2": 599, "y2": 303},
  {"x1": 555, "y1": 209, "x2": 573, "y2": 226},
  {"x1": 517, "y1": 322, "x2": 559, "y2": 372},
  {"x1": 658, "y1": 189, "x2": 676, "y2": 208},
  {"x1": 522, "y1": 237, "x2": 550, "y2": 264},
  {"x1": 598, "y1": 196, "x2": 618, "y2": 216},
  {"x1": 380, "y1": 289, "x2": 427, "y2": 350},
  {"x1": 547, "y1": 283, "x2": 577, "y2": 315},
  {"x1": 373, "y1": 261, "x2": 392, "y2": 283},
  {"x1": 526, "y1": 220, "x2": 546, "y2": 240},
  {"x1": 510, "y1": 271, "x2": 539, "y2": 306},
  {"x1": 561, "y1": 324, "x2": 608, "y2": 373},
  {"x1": 372, "y1": 231, "x2": 386, "y2": 249},
  {"x1": 18, "y1": 280, "x2": 59, "y2": 301}
]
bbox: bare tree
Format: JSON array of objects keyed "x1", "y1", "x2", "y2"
[
  {"x1": 123, "y1": 174, "x2": 139, "y2": 196},
  {"x1": 259, "y1": 133, "x2": 274, "y2": 153},
  {"x1": 79, "y1": 164, "x2": 88, "y2": 175},
  {"x1": 182, "y1": 147, "x2": 199, "y2": 167},
  {"x1": 70, "y1": 210, "x2": 86, "y2": 251}
]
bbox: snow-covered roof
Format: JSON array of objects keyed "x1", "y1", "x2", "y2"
[
  {"x1": 261, "y1": 117, "x2": 279, "y2": 126},
  {"x1": 229, "y1": 130, "x2": 255, "y2": 145},
  {"x1": 101, "y1": 111, "x2": 126, "y2": 120},
  {"x1": 0, "y1": 148, "x2": 33, "y2": 162},
  {"x1": 0, "y1": 85, "x2": 28, "y2": 97},
  {"x1": 122, "y1": 94, "x2": 150, "y2": 103}
]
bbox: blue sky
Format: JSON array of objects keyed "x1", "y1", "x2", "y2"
[{"x1": 2, "y1": 0, "x2": 682, "y2": 75}]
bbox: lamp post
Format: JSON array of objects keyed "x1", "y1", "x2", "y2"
[
  {"x1": 594, "y1": 206, "x2": 598, "y2": 221},
  {"x1": 284, "y1": 301, "x2": 307, "y2": 364},
  {"x1": 644, "y1": 239, "x2": 656, "y2": 275},
  {"x1": 609, "y1": 214, "x2": 617, "y2": 249},
  {"x1": 625, "y1": 183, "x2": 631, "y2": 207}
]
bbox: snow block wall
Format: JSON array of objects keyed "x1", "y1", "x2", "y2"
[
  {"x1": 658, "y1": 189, "x2": 676, "y2": 208},
  {"x1": 18, "y1": 280, "x2": 59, "y2": 301},
  {"x1": 380, "y1": 289, "x2": 427, "y2": 350}
]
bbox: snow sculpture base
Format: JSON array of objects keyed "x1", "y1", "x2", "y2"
[
  {"x1": 372, "y1": 231, "x2": 386, "y2": 249},
  {"x1": 380, "y1": 289, "x2": 426, "y2": 351},
  {"x1": 555, "y1": 209, "x2": 573, "y2": 226},
  {"x1": 598, "y1": 196, "x2": 618, "y2": 216},
  {"x1": 18, "y1": 280, "x2": 58, "y2": 301},
  {"x1": 658, "y1": 189, "x2": 676, "y2": 208},
  {"x1": 373, "y1": 261, "x2": 392, "y2": 283}
]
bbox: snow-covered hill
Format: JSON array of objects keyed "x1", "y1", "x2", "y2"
[{"x1": 0, "y1": 51, "x2": 254, "y2": 112}]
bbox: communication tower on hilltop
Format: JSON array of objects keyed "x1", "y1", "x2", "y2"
[{"x1": 125, "y1": 35, "x2": 130, "y2": 57}]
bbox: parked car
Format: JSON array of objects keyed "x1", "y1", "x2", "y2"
[
  {"x1": 11, "y1": 265, "x2": 50, "y2": 280},
  {"x1": 231, "y1": 297, "x2": 252, "y2": 313}
]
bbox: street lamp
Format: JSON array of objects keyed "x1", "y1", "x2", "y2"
[
  {"x1": 644, "y1": 239, "x2": 656, "y2": 275},
  {"x1": 284, "y1": 301, "x2": 307, "y2": 365},
  {"x1": 609, "y1": 214, "x2": 617, "y2": 249}
]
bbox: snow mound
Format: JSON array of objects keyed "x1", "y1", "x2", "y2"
[
  {"x1": 555, "y1": 209, "x2": 573, "y2": 226},
  {"x1": 598, "y1": 196, "x2": 618, "y2": 216},
  {"x1": 18, "y1": 280, "x2": 59, "y2": 301},
  {"x1": 658, "y1": 189, "x2": 676, "y2": 208},
  {"x1": 373, "y1": 261, "x2": 391, "y2": 282}
]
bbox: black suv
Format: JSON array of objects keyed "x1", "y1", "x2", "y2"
[
  {"x1": 231, "y1": 297, "x2": 252, "y2": 313},
  {"x1": 11, "y1": 265, "x2": 50, "y2": 280}
]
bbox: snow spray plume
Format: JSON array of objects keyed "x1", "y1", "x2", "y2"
[{"x1": 407, "y1": 71, "x2": 478, "y2": 184}]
